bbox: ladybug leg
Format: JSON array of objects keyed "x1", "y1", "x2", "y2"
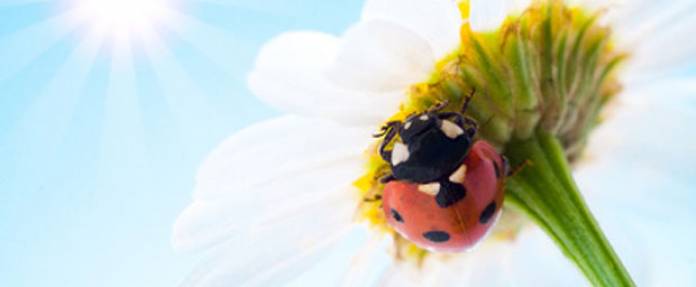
[
  {"x1": 362, "y1": 194, "x2": 382, "y2": 202},
  {"x1": 379, "y1": 174, "x2": 396, "y2": 184},
  {"x1": 463, "y1": 116, "x2": 478, "y2": 130},
  {"x1": 460, "y1": 88, "x2": 476, "y2": 114},
  {"x1": 373, "y1": 120, "x2": 400, "y2": 137},
  {"x1": 506, "y1": 158, "x2": 533, "y2": 177},
  {"x1": 374, "y1": 121, "x2": 401, "y2": 163}
]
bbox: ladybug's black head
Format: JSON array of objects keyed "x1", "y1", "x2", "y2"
[
  {"x1": 399, "y1": 113, "x2": 437, "y2": 143},
  {"x1": 378, "y1": 110, "x2": 477, "y2": 183}
]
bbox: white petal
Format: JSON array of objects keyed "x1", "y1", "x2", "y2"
[
  {"x1": 470, "y1": 0, "x2": 529, "y2": 32},
  {"x1": 381, "y1": 241, "x2": 527, "y2": 287},
  {"x1": 380, "y1": 234, "x2": 582, "y2": 287},
  {"x1": 193, "y1": 116, "x2": 371, "y2": 201},
  {"x1": 326, "y1": 20, "x2": 435, "y2": 93},
  {"x1": 414, "y1": 231, "x2": 591, "y2": 287},
  {"x1": 181, "y1": 192, "x2": 357, "y2": 287},
  {"x1": 504, "y1": 228, "x2": 588, "y2": 286},
  {"x1": 282, "y1": 227, "x2": 388, "y2": 287},
  {"x1": 379, "y1": 261, "x2": 426, "y2": 287},
  {"x1": 339, "y1": 230, "x2": 392, "y2": 287},
  {"x1": 361, "y1": 0, "x2": 462, "y2": 57},
  {"x1": 174, "y1": 119, "x2": 370, "y2": 286},
  {"x1": 604, "y1": 0, "x2": 696, "y2": 78},
  {"x1": 174, "y1": 115, "x2": 372, "y2": 252},
  {"x1": 248, "y1": 32, "x2": 403, "y2": 126}
]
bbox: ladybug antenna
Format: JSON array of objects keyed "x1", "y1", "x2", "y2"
[
  {"x1": 427, "y1": 99, "x2": 450, "y2": 113},
  {"x1": 461, "y1": 88, "x2": 476, "y2": 114}
]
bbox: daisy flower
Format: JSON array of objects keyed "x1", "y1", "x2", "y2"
[{"x1": 173, "y1": 0, "x2": 696, "y2": 285}]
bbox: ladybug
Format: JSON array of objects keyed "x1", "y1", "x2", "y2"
[{"x1": 374, "y1": 97, "x2": 508, "y2": 252}]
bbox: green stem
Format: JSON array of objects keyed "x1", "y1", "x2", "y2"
[{"x1": 504, "y1": 130, "x2": 634, "y2": 286}]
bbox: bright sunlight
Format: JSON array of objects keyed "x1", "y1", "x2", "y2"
[{"x1": 67, "y1": 0, "x2": 177, "y2": 46}]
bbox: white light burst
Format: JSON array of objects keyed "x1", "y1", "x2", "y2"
[{"x1": 67, "y1": 0, "x2": 178, "y2": 48}]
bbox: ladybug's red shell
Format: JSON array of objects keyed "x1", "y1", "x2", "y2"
[{"x1": 382, "y1": 140, "x2": 506, "y2": 252}]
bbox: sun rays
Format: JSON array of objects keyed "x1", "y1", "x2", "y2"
[
  {"x1": 57, "y1": 0, "x2": 178, "y2": 59},
  {"x1": 0, "y1": 0, "x2": 250, "y2": 147},
  {"x1": 70, "y1": 0, "x2": 174, "y2": 34}
]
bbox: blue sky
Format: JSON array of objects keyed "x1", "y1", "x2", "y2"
[{"x1": 0, "y1": 1, "x2": 367, "y2": 286}]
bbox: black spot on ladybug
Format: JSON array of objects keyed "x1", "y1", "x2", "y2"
[
  {"x1": 391, "y1": 208, "x2": 404, "y2": 223},
  {"x1": 423, "y1": 230, "x2": 450, "y2": 243},
  {"x1": 435, "y1": 180, "x2": 466, "y2": 208},
  {"x1": 493, "y1": 161, "x2": 501, "y2": 178},
  {"x1": 479, "y1": 202, "x2": 497, "y2": 224}
]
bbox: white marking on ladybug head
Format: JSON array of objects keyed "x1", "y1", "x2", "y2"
[
  {"x1": 449, "y1": 164, "x2": 468, "y2": 183},
  {"x1": 419, "y1": 114, "x2": 429, "y2": 121},
  {"x1": 418, "y1": 182, "x2": 441, "y2": 196},
  {"x1": 404, "y1": 120, "x2": 412, "y2": 130},
  {"x1": 440, "y1": 120, "x2": 464, "y2": 139},
  {"x1": 391, "y1": 142, "x2": 410, "y2": 166}
]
